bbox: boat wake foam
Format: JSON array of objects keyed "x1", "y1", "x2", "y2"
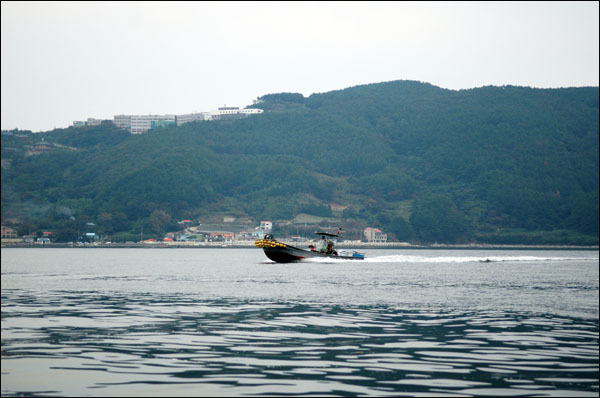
[{"x1": 306, "y1": 254, "x2": 598, "y2": 264}]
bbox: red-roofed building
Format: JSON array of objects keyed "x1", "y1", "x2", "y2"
[
  {"x1": 222, "y1": 233, "x2": 234, "y2": 243},
  {"x1": 364, "y1": 227, "x2": 387, "y2": 243}
]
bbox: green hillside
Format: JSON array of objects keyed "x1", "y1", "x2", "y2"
[{"x1": 2, "y1": 80, "x2": 598, "y2": 244}]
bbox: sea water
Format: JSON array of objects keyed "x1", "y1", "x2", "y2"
[{"x1": 1, "y1": 248, "x2": 598, "y2": 396}]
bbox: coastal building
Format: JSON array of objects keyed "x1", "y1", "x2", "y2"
[
  {"x1": 259, "y1": 221, "x2": 272, "y2": 230},
  {"x1": 253, "y1": 220, "x2": 273, "y2": 238},
  {"x1": 364, "y1": 227, "x2": 387, "y2": 243},
  {"x1": 208, "y1": 232, "x2": 234, "y2": 243},
  {"x1": 236, "y1": 230, "x2": 255, "y2": 241},
  {"x1": 1, "y1": 226, "x2": 17, "y2": 239},
  {"x1": 23, "y1": 233, "x2": 36, "y2": 243}
]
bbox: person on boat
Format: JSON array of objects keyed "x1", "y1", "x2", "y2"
[
  {"x1": 326, "y1": 240, "x2": 338, "y2": 255},
  {"x1": 309, "y1": 244, "x2": 315, "y2": 251},
  {"x1": 317, "y1": 235, "x2": 327, "y2": 252}
]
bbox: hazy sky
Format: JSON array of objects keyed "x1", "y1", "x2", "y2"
[{"x1": 1, "y1": 1, "x2": 598, "y2": 132}]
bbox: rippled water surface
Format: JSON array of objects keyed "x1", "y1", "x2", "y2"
[{"x1": 2, "y1": 248, "x2": 598, "y2": 396}]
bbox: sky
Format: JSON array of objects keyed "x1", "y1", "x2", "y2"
[{"x1": 1, "y1": 1, "x2": 599, "y2": 132}]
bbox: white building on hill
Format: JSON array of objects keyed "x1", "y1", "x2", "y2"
[
  {"x1": 79, "y1": 106, "x2": 263, "y2": 134},
  {"x1": 130, "y1": 115, "x2": 176, "y2": 134}
]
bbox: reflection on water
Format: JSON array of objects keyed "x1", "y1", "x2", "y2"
[
  {"x1": 2, "y1": 292, "x2": 598, "y2": 397},
  {"x1": 1, "y1": 248, "x2": 598, "y2": 396}
]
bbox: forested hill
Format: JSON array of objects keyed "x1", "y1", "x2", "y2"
[{"x1": 2, "y1": 80, "x2": 598, "y2": 245}]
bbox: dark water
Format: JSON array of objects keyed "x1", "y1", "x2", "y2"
[{"x1": 1, "y1": 248, "x2": 598, "y2": 397}]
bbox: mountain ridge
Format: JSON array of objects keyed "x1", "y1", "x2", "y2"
[{"x1": 2, "y1": 80, "x2": 598, "y2": 244}]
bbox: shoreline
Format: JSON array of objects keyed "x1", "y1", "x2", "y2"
[{"x1": 2, "y1": 240, "x2": 598, "y2": 250}]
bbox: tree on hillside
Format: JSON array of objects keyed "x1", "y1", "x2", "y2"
[
  {"x1": 410, "y1": 194, "x2": 470, "y2": 243},
  {"x1": 149, "y1": 209, "x2": 172, "y2": 235}
]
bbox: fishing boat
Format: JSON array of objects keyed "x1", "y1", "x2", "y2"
[{"x1": 255, "y1": 232, "x2": 365, "y2": 263}]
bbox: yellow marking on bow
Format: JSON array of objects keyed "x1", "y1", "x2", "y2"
[{"x1": 254, "y1": 239, "x2": 287, "y2": 248}]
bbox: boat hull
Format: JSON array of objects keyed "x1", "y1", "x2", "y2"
[{"x1": 256, "y1": 239, "x2": 364, "y2": 263}]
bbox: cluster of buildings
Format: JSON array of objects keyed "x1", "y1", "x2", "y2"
[
  {"x1": 1, "y1": 220, "x2": 389, "y2": 245},
  {"x1": 73, "y1": 106, "x2": 263, "y2": 134},
  {"x1": 160, "y1": 220, "x2": 273, "y2": 244},
  {"x1": 1, "y1": 226, "x2": 54, "y2": 244},
  {"x1": 153, "y1": 221, "x2": 388, "y2": 245}
]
